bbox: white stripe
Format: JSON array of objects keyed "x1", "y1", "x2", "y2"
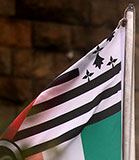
[
  {"x1": 19, "y1": 71, "x2": 121, "y2": 131},
  {"x1": 16, "y1": 107, "x2": 96, "y2": 149},
  {"x1": 34, "y1": 28, "x2": 123, "y2": 106},
  {"x1": 94, "y1": 90, "x2": 121, "y2": 114},
  {"x1": 42, "y1": 135, "x2": 85, "y2": 160}
]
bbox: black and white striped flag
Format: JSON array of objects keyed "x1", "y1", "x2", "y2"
[{"x1": 0, "y1": 23, "x2": 125, "y2": 160}]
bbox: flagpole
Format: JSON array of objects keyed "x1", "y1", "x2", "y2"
[
  {"x1": 123, "y1": 3, "x2": 135, "y2": 160},
  {"x1": 129, "y1": 3, "x2": 136, "y2": 159}
]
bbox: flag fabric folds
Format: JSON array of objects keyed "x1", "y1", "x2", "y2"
[{"x1": 0, "y1": 23, "x2": 125, "y2": 160}]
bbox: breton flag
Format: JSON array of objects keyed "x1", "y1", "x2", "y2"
[{"x1": 0, "y1": 4, "x2": 135, "y2": 160}]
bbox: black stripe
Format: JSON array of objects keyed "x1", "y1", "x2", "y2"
[
  {"x1": 29, "y1": 63, "x2": 121, "y2": 115},
  {"x1": 14, "y1": 82, "x2": 121, "y2": 141},
  {"x1": 48, "y1": 68, "x2": 80, "y2": 88},
  {"x1": 87, "y1": 101, "x2": 121, "y2": 125},
  {"x1": 22, "y1": 125, "x2": 84, "y2": 158}
]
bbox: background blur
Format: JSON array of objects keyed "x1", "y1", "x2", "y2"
[{"x1": 0, "y1": 0, "x2": 138, "y2": 159}]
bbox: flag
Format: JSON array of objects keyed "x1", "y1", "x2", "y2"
[{"x1": 0, "y1": 21, "x2": 126, "y2": 160}]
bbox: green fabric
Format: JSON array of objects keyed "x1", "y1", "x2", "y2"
[{"x1": 81, "y1": 111, "x2": 122, "y2": 160}]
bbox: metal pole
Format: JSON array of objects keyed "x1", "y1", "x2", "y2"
[
  {"x1": 129, "y1": 3, "x2": 136, "y2": 159},
  {"x1": 123, "y1": 3, "x2": 135, "y2": 160}
]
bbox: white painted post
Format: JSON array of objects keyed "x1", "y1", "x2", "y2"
[{"x1": 123, "y1": 3, "x2": 136, "y2": 160}]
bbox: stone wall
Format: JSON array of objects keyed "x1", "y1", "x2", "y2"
[{"x1": 0, "y1": 0, "x2": 138, "y2": 158}]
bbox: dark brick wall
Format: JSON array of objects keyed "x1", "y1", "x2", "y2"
[{"x1": 0, "y1": 0, "x2": 138, "y2": 158}]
